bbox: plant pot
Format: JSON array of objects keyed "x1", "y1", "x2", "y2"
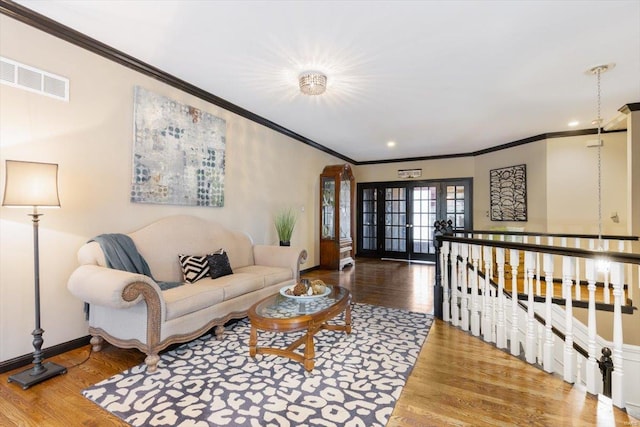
[{"x1": 279, "y1": 241, "x2": 290, "y2": 247}]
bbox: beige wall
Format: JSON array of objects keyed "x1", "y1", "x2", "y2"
[
  {"x1": 355, "y1": 141, "x2": 548, "y2": 232},
  {"x1": 546, "y1": 132, "x2": 628, "y2": 235},
  {"x1": 357, "y1": 133, "x2": 628, "y2": 237},
  {"x1": 1, "y1": 15, "x2": 637, "y2": 363},
  {"x1": 0, "y1": 16, "x2": 341, "y2": 362},
  {"x1": 355, "y1": 157, "x2": 475, "y2": 183},
  {"x1": 474, "y1": 142, "x2": 547, "y2": 232}
]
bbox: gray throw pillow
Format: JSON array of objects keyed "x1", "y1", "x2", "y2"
[{"x1": 207, "y1": 249, "x2": 233, "y2": 279}]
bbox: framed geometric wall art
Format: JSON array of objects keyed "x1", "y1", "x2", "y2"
[
  {"x1": 131, "y1": 86, "x2": 226, "y2": 207},
  {"x1": 489, "y1": 164, "x2": 527, "y2": 221}
]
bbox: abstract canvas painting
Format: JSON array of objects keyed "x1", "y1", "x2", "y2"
[
  {"x1": 131, "y1": 86, "x2": 226, "y2": 207},
  {"x1": 490, "y1": 164, "x2": 527, "y2": 221}
]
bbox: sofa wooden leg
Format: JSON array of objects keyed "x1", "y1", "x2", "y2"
[
  {"x1": 145, "y1": 353, "x2": 160, "y2": 372},
  {"x1": 90, "y1": 335, "x2": 104, "y2": 352},
  {"x1": 215, "y1": 325, "x2": 224, "y2": 340}
]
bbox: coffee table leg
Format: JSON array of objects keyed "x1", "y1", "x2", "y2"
[
  {"x1": 304, "y1": 331, "x2": 315, "y2": 371},
  {"x1": 249, "y1": 325, "x2": 257, "y2": 357},
  {"x1": 345, "y1": 303, "x2": 352, "y2": 334}
]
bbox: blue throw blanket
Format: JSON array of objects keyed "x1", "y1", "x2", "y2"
[{"x1": 91, "y1": 233, "x2": 182, "y2": 291}]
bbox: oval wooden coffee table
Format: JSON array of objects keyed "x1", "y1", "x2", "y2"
[{"x1": 248, "y1": 285, "x2": 351, "y2": 371}]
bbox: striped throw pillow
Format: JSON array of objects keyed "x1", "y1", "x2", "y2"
[{"x1": 178, "y1": 254, "x2": 211, "y2": 283}]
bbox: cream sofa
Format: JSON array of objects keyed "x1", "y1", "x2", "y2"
[{"x1": 67, "y1": 215, "x2": 307, "y2": 372}]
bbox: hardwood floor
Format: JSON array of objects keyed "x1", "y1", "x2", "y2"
[{"x1": 0, "y1": 258, "x2": 637, "y2": 426}]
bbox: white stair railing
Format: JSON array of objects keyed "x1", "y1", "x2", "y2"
[{"x1": 433, "y1": 229, "x2": 639, "y2": 414}]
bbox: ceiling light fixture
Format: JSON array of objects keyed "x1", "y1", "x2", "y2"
[
  {"x1": 568, "y1": 120, "x2": 579, "y2": 127},
  {"x1": 299, "y1": 72, "x2": 327, "y2": 96}
]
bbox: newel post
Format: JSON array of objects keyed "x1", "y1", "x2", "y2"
[
  {"x1": 598, "y1": 347, "x2": 614, "y2": 398},
  {"x1": 433, "y1": 220, "x2": 453, "y2": 320}
]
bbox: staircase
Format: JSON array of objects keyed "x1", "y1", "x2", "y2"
[{"x1": 434, "y1": 225, "x2": 640, "y2": 417}]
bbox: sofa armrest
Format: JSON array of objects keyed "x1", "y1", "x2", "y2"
[
  {"x1": 67, "y1": 265, "x2": 165, "y2": 313},
  {"x1": 253, "y1": 245, "x2": 308, "y2": 279}
]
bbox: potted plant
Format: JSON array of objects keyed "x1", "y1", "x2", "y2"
[{"x1": 274, "y1": 208, "x2": 297, "y2": 246}]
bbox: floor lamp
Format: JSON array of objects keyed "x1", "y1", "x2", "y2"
[{"x1": 3, "y1": 160, "x2": 67, "y2": 389}]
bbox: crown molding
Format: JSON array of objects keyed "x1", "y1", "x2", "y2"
[
  {"x1": 0, "y1": 0, "x2": 356, "y2": 164},
  {"x1": 619, "y1": 102, "x2": 640, "y2": 114}
]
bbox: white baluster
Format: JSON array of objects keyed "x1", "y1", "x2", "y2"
[
  {"x1": 482, "y1": 247, "x2": 492, "y2": 342},
  {"x1": 470, "y1": 244, "x2": 481, "y2": 336},
  {"x1": 576, "y1": 356, "x2": 583, "y2": 387},
  {"x1": 442, "y1": 241, "x2": 451, "y2": 323},
  {"x1": 495, "y1": 247, "x2": 506, "y2": 348},
  {"x1": 563, "y1": 256, "x2": 575, "y2": 383},
  {"x1": 525, "y1": 251, "x2": 536, "y2": 364},
  {"x1": 450, "y1": 243, "x2": 459, "y2": 327},
  {"x1": 560, "y1": 238, "x2": 568, "y2": 299},
  {"x1": 610, "y1": 262, "x2": 625, "y2": 408},
  {"x1": 535, "y1": 235, "x2": 542, "y2": 296},
  {"x1": 603, "y1": 270, "x2": 611, "y2": 304},
  {"x1": 543, "y1": 253, "x2": 554, "y2": 373},
  {"x1": 585, "y1": 259, "x2": 598, "y2": 394},
  {"x1": 575, "y1": 238, "x2": 582, "y2": 301},
  {"x1": 617, "y1": 240, "x2": 626, "y2": 304},
  {"x1": 537, "y1": 323, "x2": 544, "y2": 364},
  {"x1": 460, "y1": 243, "x2": 470, "y2": 332},
  {"x1": 510, "y1": 249, "x2": 520, "y2": 356},
  {"x1": 603, "y1": 240, "x2": 611, "y2": 304},
  {"x1": 482, "y1": 246, "x2": 492, "y2": 339}
]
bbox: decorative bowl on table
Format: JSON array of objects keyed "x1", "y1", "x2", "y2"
[{"x1": 280, "y1": 279, "x2": 330, "y2": 300}]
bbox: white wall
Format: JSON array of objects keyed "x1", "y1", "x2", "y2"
[{"x1": 0, "y1": 16, "x2": 341, "y2": 362}]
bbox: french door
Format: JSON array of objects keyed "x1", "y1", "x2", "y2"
[{"x1": 357, "y1": 178, "x2": 472, "y2": 261}]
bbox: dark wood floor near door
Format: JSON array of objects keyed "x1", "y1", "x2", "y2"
[{"x1": 0, "y1": 258, "x2": 636, "y2": 426}]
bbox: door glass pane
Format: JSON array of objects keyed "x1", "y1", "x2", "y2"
[
  {"x1": 447, "y1": 186, "x2": 455, "y2": 198},
  {"x1": 446, "y1": 185, "x2": 466, "y2": 231},
  {"x1": 362, "y1": 188, "x2": 377, "y2": 250},
  {"x1": 384, "y1": 187, "x2": 406, "y2": 252},
  {"x1": 412, "y1": 186, "x2": 437, "y2": 254}
]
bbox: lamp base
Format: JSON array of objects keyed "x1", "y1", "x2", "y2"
[{"x1": 8, "y1": 361, "x2": 67, "y2": 390}]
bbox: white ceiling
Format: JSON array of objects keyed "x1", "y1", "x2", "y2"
[{"x1": 14, "y1": 0, "x2": 640, "y2": 163}]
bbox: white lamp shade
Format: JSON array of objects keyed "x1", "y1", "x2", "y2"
[{"x1": 2, "y1": 160, "x2": 60, "y2": 207}]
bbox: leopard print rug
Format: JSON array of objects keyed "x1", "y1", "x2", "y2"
[{"x1": 83, "y1": 303, "x2": 433, "y2": 427}]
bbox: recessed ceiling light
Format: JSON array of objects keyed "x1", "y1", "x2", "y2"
[
  {"x1": 568, "y1": 120, "x2": 579, "y2": 127},
  {"x1": 387, "y1": 141, "x2": 396, "y2": 147}
]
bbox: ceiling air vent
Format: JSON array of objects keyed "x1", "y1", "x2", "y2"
[{"x1": 0, "y1": 56, "x2": 69, "y2": 101}]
